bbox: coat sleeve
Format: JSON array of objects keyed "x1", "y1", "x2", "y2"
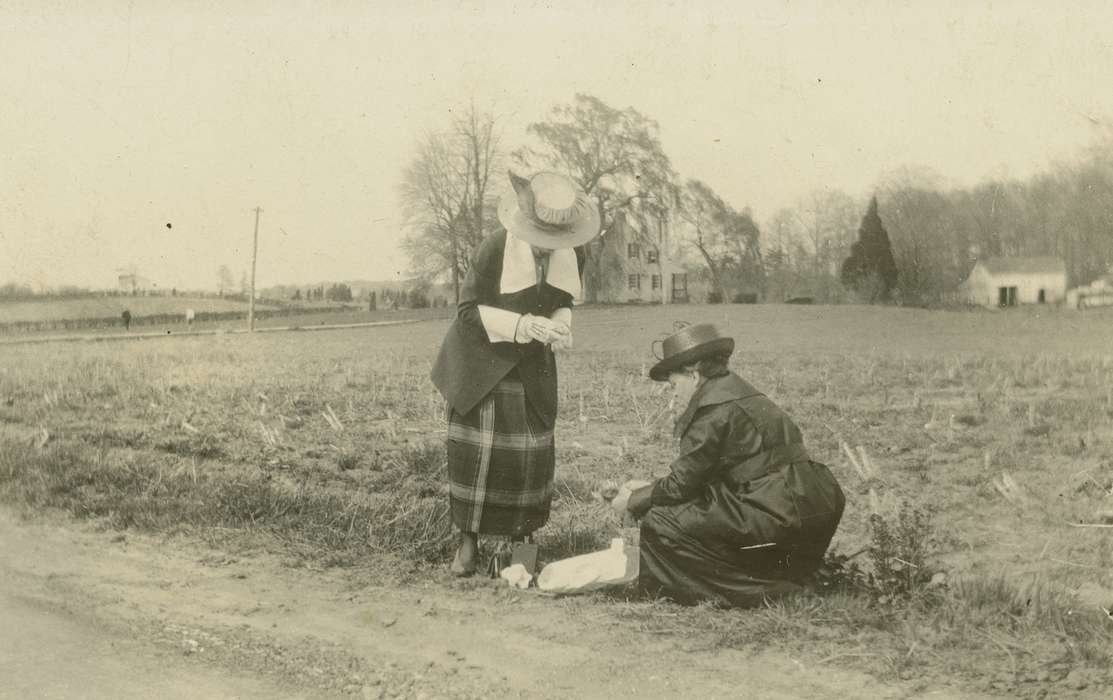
[
  {"x1": 627, "y1": 484, "x2": 654, "y2": 518},
  {"x1": 549, "y1": 306, "x2": 571, "y2": 329},
  {"x1": 564, "y1": 246, "x2": 586, "y2": 312},
  {"x1": 649, "y1": 403, "x2": 755, "y2": 507},
  {"x1": 459, "y1": 236, "x2": 520, "y2": 344}
]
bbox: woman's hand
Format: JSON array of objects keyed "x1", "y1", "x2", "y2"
[
  {"x1": 515, "y1": 314, "x2": 570, "y2": 345},
  {"x1": 550, "y1": 321, "x2": 573, "y2": 351},
  {"x1": 610, "y1": 486, "x2": 633, "y2": 516},
  {"x1": 514, "y1": 314, "x2": 551, "y2": 343},
  {"x1": 610, "y1": 480, "x2": 651, "y2": 517}
]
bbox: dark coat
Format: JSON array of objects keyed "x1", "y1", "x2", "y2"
[
  {"x1": 628, "y1": 372, "x2": 846, "y2": 607},
  {"x1": 430, "y1": 230, "x2": 584, "y2": 428}
]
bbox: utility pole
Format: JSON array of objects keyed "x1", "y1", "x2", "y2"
[{"x1": 249, "y1": 206, "x2": 262, "y2": 331}]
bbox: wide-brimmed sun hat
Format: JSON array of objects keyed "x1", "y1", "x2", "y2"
[
  {"x1": 649, "y1": 323, "x2": 735, "y2": 381},
  {"x1": 497, "y1": 170, "x2": 601, "y2": 249}
]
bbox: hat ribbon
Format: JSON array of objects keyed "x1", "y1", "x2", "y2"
[{"x1": 510, "y1": 171, "x2": 575, "y2": 233}]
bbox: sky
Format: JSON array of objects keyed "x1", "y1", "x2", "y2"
[{"x1": 3, "y1": 0, "x2": 1113, "y2": 291}]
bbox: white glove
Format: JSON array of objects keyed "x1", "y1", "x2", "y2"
[
  {"x1": 514, "y1": 314, "x2": 544, "y2": 343},
  {"x1": 550, "y1": 327, "x2": 573, "y2": 351},
  {"x1": 623, "y1": 479, "x2": 652, "y2": 492},
  {"x1": 611, "y1": 486, "x2": 633, "y2": 516},
  {"x1": 549, "y1": 308, "x2": 572, "y2": 350},
  {"x1": 544, "y1": 319, "x2": 571, "y2": 345},
  {"x1": 612, "y1": 479, "x2": 652, "y2": 517},
  {"x1": 515, "y1": 314, "x2": 569, "y2": 345}
]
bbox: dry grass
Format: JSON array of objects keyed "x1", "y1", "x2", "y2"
[{"x1": 2, "y1": 303, "x2": 1113, "y2": 693}]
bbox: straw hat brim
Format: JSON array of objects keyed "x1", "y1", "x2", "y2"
[
  {"x1": 497, "y1": 192, "x2": 601, "y2": 250},
  {"x1": 649, "y1": 338, "x2": 735, "y2": 381}
]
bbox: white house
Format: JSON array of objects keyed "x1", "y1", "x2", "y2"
[
  {"x1": 117, "y1": 273, "x2": 152, "y2": 294},
  {"x1": 605, "y1": 210, "x2": 689, "y2": 304},
  {"x1": 962, "y1": 257, "x2": 1067, "y2": 308}
]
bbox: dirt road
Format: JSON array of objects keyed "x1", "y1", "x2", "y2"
[
  {"x1": 0, "y1": 509, "x2": 969, "y2": 699},
  {"x1": 1, "y1": 592, "x2": 297, "y2": 699}
]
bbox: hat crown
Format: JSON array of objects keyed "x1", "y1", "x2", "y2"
[
  {"x1": 661, "y1": 323, "x2": 725, "y2": 360},
  {"x1": 509, "y1": 171, "x2": 593, "y2": 232},
  {"x1": 499, "y1": 170, "x2": 601, "y2": 249},
  {"x1": 648, "y1": 323, "x2": 735, "y2": 381},
  {"x1": 530, "y1": 173, "x2": 577, "y2": 223}
]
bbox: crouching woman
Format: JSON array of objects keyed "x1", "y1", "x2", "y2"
[{"x1": 614, "y1": 324, "x2": 846, "y2": 607}]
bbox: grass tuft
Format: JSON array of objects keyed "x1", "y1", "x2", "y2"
[{"x1": 0, "y1": 439, "x2": 455, "y2": 563}]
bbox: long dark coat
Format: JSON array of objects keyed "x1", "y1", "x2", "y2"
[
  {"x1": 628, "y1": 372, "x2": 846, "y2": 607},
  {"x1": 430, "y1": 230, "x2": 584, "y2": 429}
]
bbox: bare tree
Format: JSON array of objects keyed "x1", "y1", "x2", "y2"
[
  {"x1": 793, "y1": 190, "x2": 859, "y2": 276},
  {"x1": 216, "y1": 265, "x2": 233, "y2": 297},
  {"x1": 879, "y1": 184, "x2": 956, "y2": 304},
  {"x1": 679, "y1": 180, "x2": 730, "y2": 301},
  {"x1": 784, "y1": 189, "x2": 860, "y2": 302},
  {"x1": 763, "y1": 207, "x2": 804, "y2": 301},
  {"x1": 400, "y1": 102, "x2": 501, "y2": 303},
  {"x1": 401, "y1": 132, "x2": 469, "y2": 302},
  {"x1": 678, "y1": 179, "x2": 764, "y2": 302},
  {"x1": 456, "y1": 101, "x2": 500, "y2": 257}
]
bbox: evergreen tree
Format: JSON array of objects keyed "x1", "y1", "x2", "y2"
[{"x1": 841, "y1": 196, "x2": 899, "y2": 302}]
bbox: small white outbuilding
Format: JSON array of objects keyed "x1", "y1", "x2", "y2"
[{"x1": 962, "y1": 257, "x2": 1068, "y2": 308}]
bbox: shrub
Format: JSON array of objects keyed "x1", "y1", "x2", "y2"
[{"x1": 868, "y1": 500, "x2": 936, "y2": 599}]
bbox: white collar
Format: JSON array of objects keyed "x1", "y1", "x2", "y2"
[{"x1": 500, "y1": 233, "x2": 581, "y2": 298}]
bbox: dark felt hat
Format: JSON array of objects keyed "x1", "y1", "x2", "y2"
[{"x1": 649, "y1": 323, "x2": 735, "y2": 381}]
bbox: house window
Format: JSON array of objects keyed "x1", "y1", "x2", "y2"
[
  {"x1": 627, "y1": 243, "x2": 640, "y2": 260},
  {"x1": 647, "y1": 249, "x2": 659, "y2": 263},
  {"x1": 628, "y1": 274, "x2": 641, "y2": 290},
  {"x1": 651, "y1": 274, "x2": 661, "y2": 290},
  {"x1": 1038, "y1": 289, "x2": 1046, "y2": 303}
]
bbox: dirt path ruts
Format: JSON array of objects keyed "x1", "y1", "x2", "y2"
[{"x1": 0, "y1": 509, "x2": 971, "y2": 699}]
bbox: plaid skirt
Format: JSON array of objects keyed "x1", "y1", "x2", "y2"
[{"x1": 446, "y1": 376, "x2": 555, "y2": 536}]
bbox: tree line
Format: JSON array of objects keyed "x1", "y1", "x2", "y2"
[
  {"x1": 290, "y1": 284, "x2": 355, "y2": 303},
  {"x1": 399, "y1": 96, "x2": 1113, "y2": 306}
]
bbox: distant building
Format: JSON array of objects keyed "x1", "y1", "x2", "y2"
[
  {"x1": 117, "y1": 273, "x2": 152, "y2": 295},
  {"x1": 598, "y1": 210, "x2": 689, "y2": 304},
  {"x1": 1066, "y1": 270, "x2": 1113, "y2": 310},
  {"x1": 962, "y1": 257, "x2": 1067, "y2": 308}
]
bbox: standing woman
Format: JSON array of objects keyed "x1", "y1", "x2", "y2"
[{"x1": 431, "y1": 171, "x2": 600, "y2": 576}]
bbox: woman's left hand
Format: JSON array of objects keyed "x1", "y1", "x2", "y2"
[
  {"x1": 550, "y1": 331, "x2": 573, "y2": 351},
  {"x1": 612, "y1": 480, "x2": 651, "y2": 514},
  {"x1": 610, "y1": 486, "x2": 632, "y2": 516}
]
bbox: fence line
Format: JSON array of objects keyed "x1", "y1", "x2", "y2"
[{"x1": 0, "y1": 304, "x2": 361, "y2": 335}]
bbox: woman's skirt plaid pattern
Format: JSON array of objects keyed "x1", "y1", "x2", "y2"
[{"x1": 446, "y1": 377, "x2": 555, "y2": 536}]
